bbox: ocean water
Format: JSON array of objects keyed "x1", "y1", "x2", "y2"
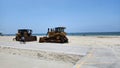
[
  {"x1": 2, "y1": 32, "x2": 120, "y2": 36},
  {"x1": 67, "y1": 32, "x2": 120, "y2": 36}
]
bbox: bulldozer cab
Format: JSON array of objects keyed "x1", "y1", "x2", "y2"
[
  {"x1": 47, "y1": 27, "x2": 66, "y2": 37},
  {"x1": 47, "y1": 27, "x2": 66, "y2": 33},
  {"x1": 55, "y1": 27, "x2": 65, "y2": 33},
  {"x1": 18, "y1": 29, "x2": 32, "y2": 36}
]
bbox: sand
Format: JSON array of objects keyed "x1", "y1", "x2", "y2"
[
  {"x1": 0, "y1": 53, "x2": 73, "y2": 68},
  {"x1": 0, "y1": 36, "x2": 120, "y2": 68}
]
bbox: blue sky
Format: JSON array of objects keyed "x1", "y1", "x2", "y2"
[{"x1": 0, "y1": 0, "x2": 120, "y2": 34}]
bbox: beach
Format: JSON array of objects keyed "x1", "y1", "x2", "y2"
[{"x1": 0, "y1": 36, "x2": 120, "y2": 68}]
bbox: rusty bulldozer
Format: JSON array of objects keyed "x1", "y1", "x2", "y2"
[
  {"x1": 14, "y1": 29, "x2": 37, "y2": 41},
  {"x1": 39, "y1": 27, "x2": 68, "y2": 43}
]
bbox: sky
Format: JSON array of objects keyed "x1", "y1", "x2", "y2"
[{"x1": 0, "y1": 0, "x2": 120, "y2": 34}]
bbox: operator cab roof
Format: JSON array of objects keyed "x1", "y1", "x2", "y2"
[
  {"x1": 18, "y1": 29, "x2": 32, "y2": 33},
  {"x1": 18, "y1": 29, "x2": 32, "y2": 31},
  {"x1": 55, "y1": 27, "x2": 66, "y2": 29}
]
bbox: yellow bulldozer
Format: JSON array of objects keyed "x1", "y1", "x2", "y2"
[
  {"x1": 39, "y1": 27, "x2": 68, "y2": 43},
  {"x1": 14, "y1": 29, "x2": 37, "y2": 41}
]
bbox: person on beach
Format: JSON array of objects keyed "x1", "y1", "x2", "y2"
[{"x1": 20, "y1": 36, "x2": 25, "y2": 44}]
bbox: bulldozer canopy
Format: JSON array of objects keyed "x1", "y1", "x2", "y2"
[{"x1": 18, "y1": 29, "x2": 32, "y2": 33}]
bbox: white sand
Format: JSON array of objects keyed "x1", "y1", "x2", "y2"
[
  {"x1": 0, "y1": 36, "x2": 120, "y2": 68},
  {"x1": 0, "y1": 53, "x2": 73, "y2": 68},
  {"x1": 68, "y1": 36, "x2": 120, "y2": 47},
  {"x1": 1, "y1": 36, "x2": 120, "y2": 47}
]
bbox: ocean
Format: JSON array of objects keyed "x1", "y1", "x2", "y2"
[
  {"x1": 2, "y1": 32, "x2": 120, "y2": 36},
  {"x1": 67, "y1": 32, "x2": 120, "y2": 36}
]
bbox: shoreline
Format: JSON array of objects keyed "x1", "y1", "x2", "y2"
[{"x1": 1, "y1": 31, "x2": 120, "y2": 36}]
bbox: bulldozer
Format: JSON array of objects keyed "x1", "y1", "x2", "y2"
[
  {"x1": 14, "y1": 29, "x2": 37, "y2": 41},
  {"x1": 39, "y1": 27, "x2": 68, "y2": 43}
]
